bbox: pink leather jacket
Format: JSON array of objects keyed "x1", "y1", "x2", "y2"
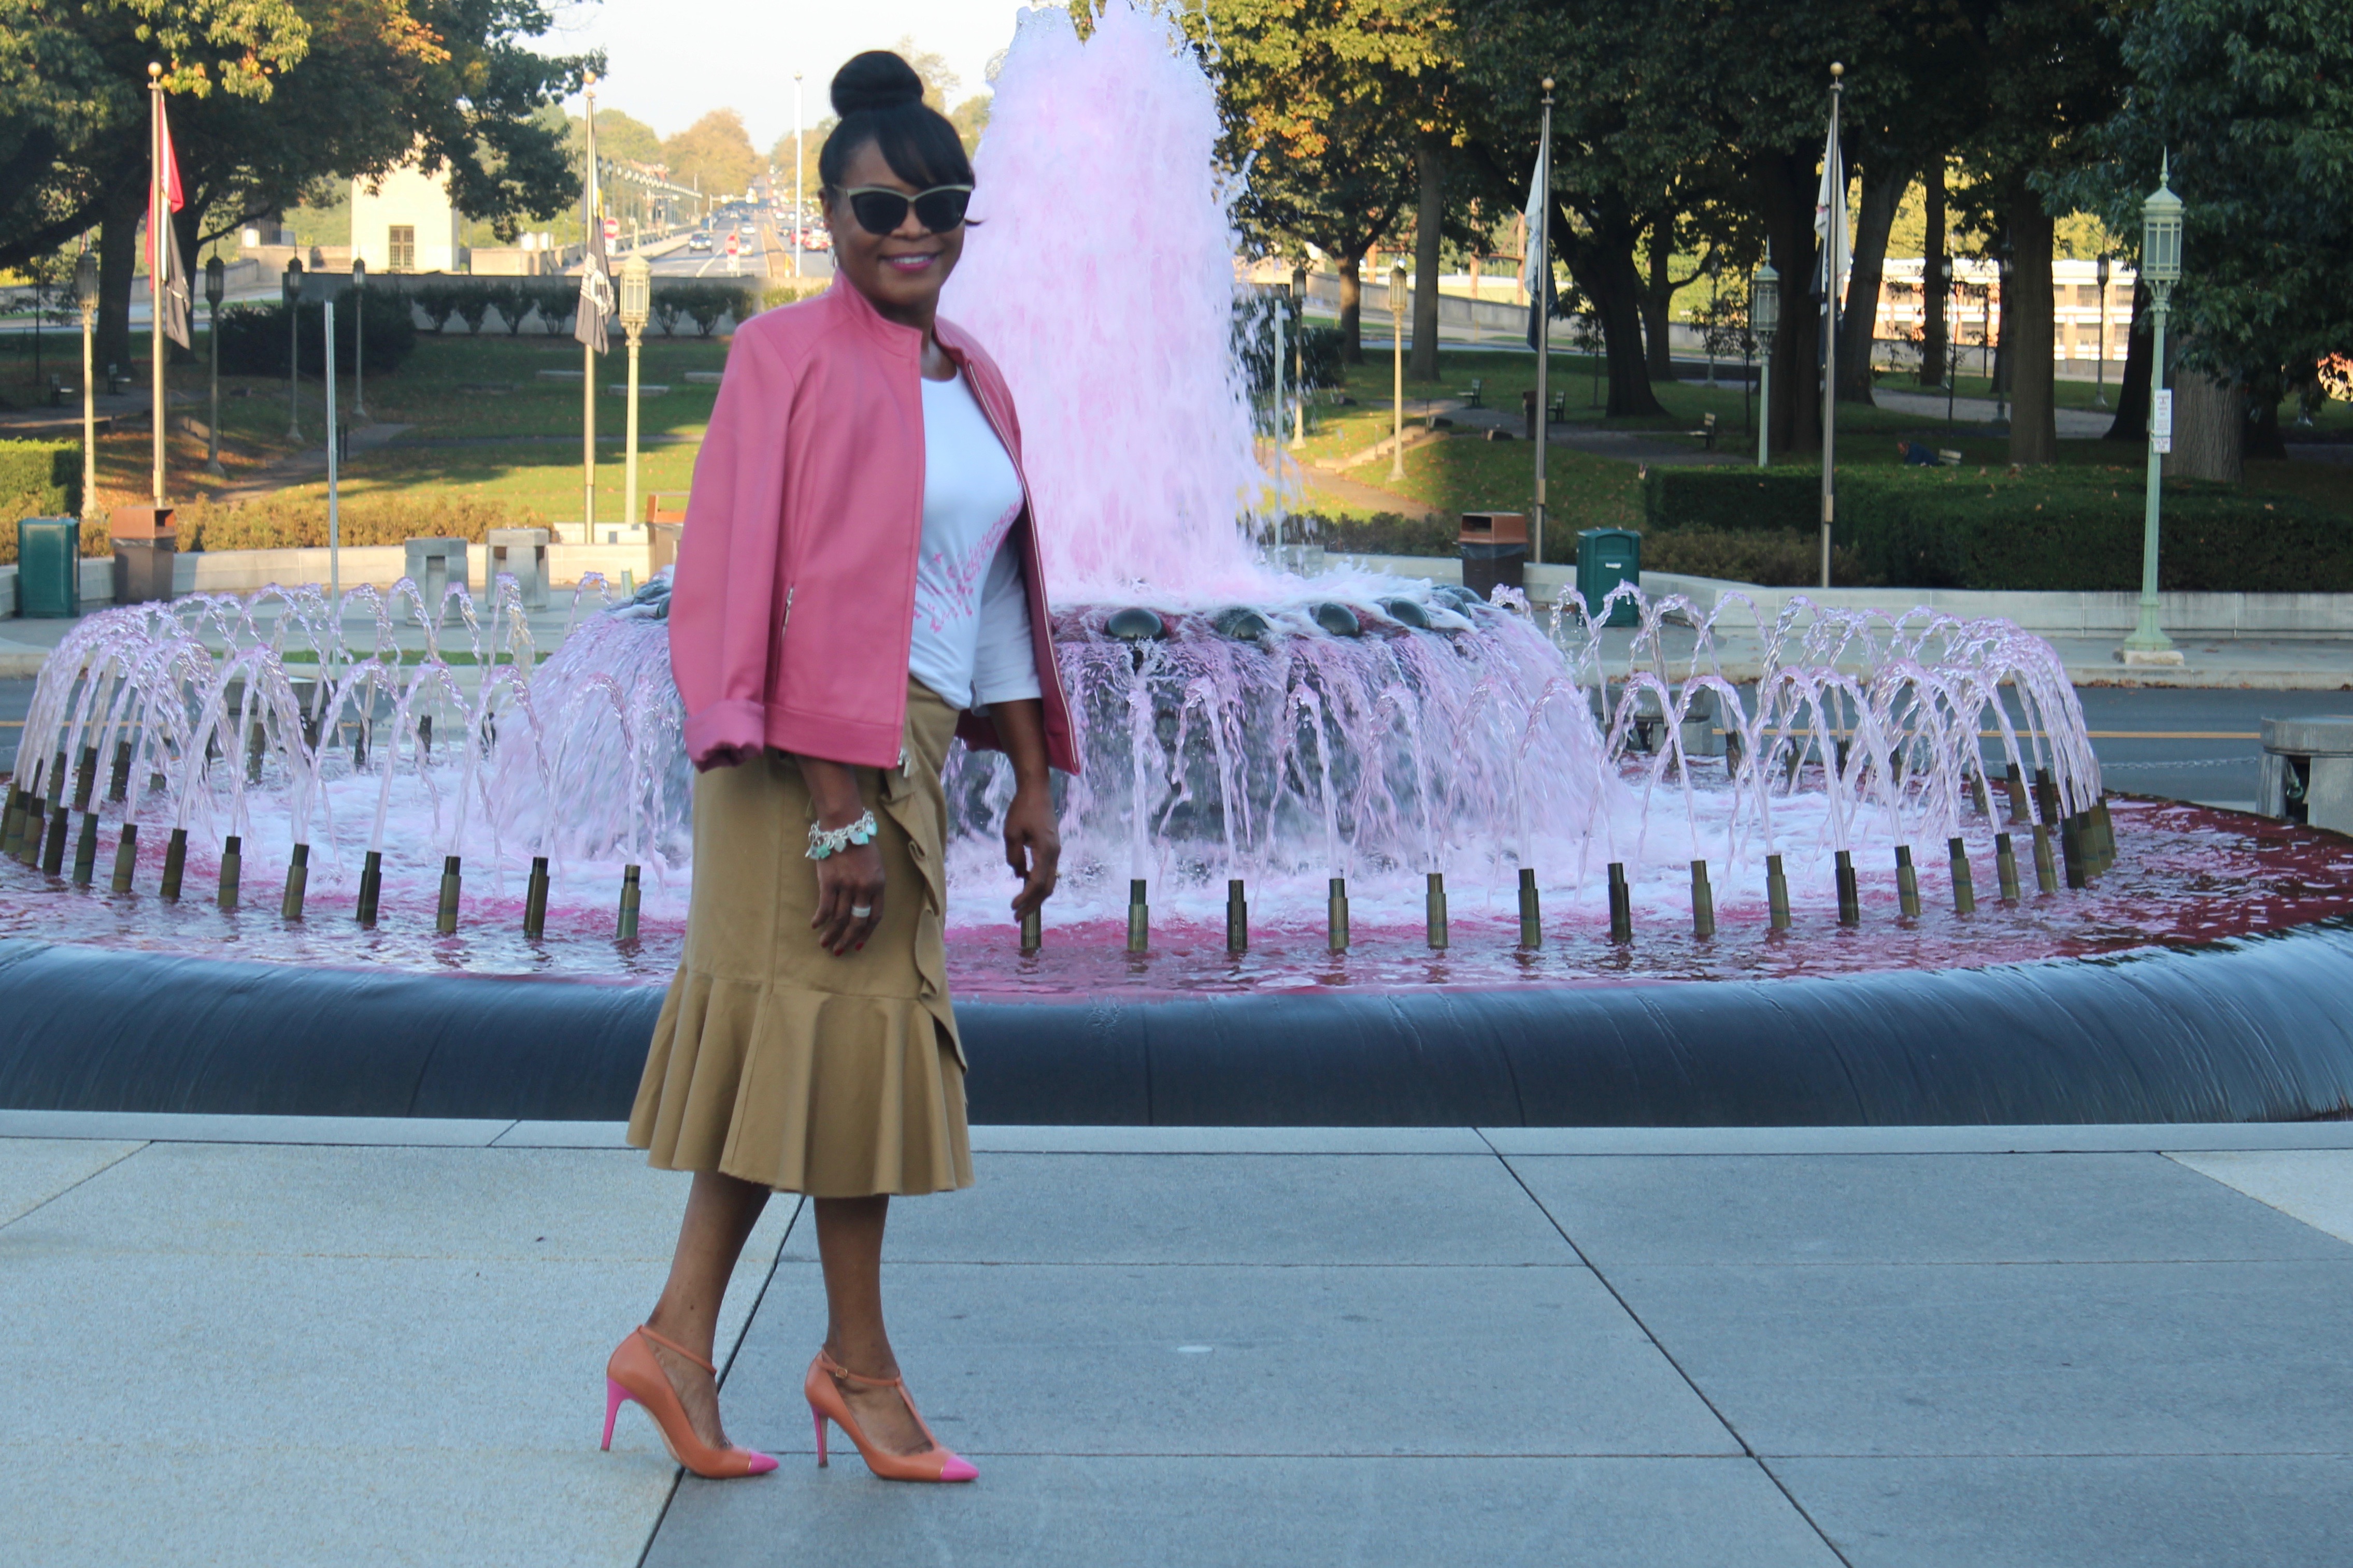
[{"x1": 666, "y1": 276, "x2": 1078, "y2": 775}]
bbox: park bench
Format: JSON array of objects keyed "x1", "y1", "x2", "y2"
[
  {"x1": 1548, "y1": 391, "x2": 1566, "y2": 423},
  {"x1": 1681, "y1": 411, "x2": 1719, "y2": 450},
  {"x1": 1459, "y1": 377, "x2": 1485, "y2": 409},
  {"x1": 47, "y1": 375, "x2": 76, "y2": 407}
]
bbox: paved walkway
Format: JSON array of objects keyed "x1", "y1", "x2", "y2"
[{"x1": 4, "y1": 1111, "x2": 2351, "y2": 1566}]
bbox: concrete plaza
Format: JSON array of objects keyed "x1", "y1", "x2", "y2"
[{"x1": 4, "y1": 1111, "x2": 2351, "y2": 1566}]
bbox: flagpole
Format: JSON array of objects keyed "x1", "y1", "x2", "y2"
[
  {"x1": 1819, "y1": 63, "x2": 1843, "y2": 590},
  {"x1": 1533, "y1": 77, "x2": 1554, "y2": 572},
  {"x1": 150, "y1": 63, "x2": 166, "y2": 510},
  {"x1": 582, "y1": 74, "x2": 599, "y2": 546}
]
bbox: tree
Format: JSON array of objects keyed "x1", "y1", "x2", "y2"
[
  {"x1": 2059, "y1": 0, "x2": 2353, "y2": 476},
  {"x1": 949, "y1": 95, "x2": 991, "y2": 153},
  {"x1": 663, "y1": 109, "x2": 760, "y2": 203},
  {"x1": 1188, "y1": 0, "x2": 1450, "y2": 362},
  {"x1": 3, "y1": 0, "x2": 589, "y2": 370}
]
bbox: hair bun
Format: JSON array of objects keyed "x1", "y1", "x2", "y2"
[{"x1": 831, "y1": 51, "x2": 925, "y2": 116}]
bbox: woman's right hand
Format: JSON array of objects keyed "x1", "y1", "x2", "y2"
[
  {"x1": 798, "y1": 756, "x2": 883, "y2": 955},
  {"x1": 811, "y1": 839, "x2": 885, "y2": 955}
]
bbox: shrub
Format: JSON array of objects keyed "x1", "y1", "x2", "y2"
[
  {"x1": 406, "y1": 282, "x2": 460, "y2": 333},
  {"x1": 215, "y1": 291, "x2": 418, "y2": 378},
  {"x1": 1643, "y1": 462, "x2": 2353, "y2": 591},
  {"x1": 0, "y1": 439, "x2": 82, "y2": 563},
  {"x1": 1642, "y1": 467, "x2": 1818, "y2": 533},
  {"x1": 527, "y1": 279, "x2": 575, "y2": 335},
  {"x1": 449, "y1": 291, "x2": 492, "y2": 335},
  {"x1": 480, "y1": 278, "x2": 532, "y2": 334},
  {"x1": 1836, "y1": 468, "x2": 2353, "y2": 592},
  {"x1": 1638, "y1": 528, "x2": 1876, "y2": 587},
  {"x1": 1288, "y1": 509, "x2": 1455, "y2": 556},
  {"x1": 758, "y1": 279, "x2": 824, "y2": 312},
  {"x1": 666, "y1": 281, "x2": 751, "y2": 337},
  {"x1": 167, "y1": 492, "x2": 529, "y2": 551}
]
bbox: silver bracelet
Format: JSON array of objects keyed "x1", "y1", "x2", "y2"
[{"x1": 806, "y1": 810, "x2": 878, "y2": 860}]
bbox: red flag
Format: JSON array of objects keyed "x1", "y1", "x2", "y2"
[{"x1": 153, "y1": 95, "x2": 191, "y2": 348}]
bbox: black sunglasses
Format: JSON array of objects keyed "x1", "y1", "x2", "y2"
[{"x1": 837, "y1": 184, "x2": 974, "y2": 237}]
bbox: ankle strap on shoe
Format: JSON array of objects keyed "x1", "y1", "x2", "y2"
[
  {"x1": 816, "y1": 1347, "x2": 903, "y2": 1389},
  {"x1": 638, "y1": 1324, "x2": 716, "y2": 1375}
]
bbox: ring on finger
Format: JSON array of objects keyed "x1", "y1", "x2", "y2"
[{"x1": 850, "y1": 903, "x2": 873, "y2": 918}]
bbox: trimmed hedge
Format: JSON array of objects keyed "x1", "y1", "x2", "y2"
[
  {"x1": 1642, "y1": 529, "x2": 1876, "y2": 587},
  {"x1": 1644, "y1": 463, "x2": 2353, "y2": 591},
  {"x1": 166, "y1": 493, "x2": 526, "y2": 551},
  {"x1": 1643, "y1": 467, "x2": 1819, "y2": 534},
  {"x1": 216, "y1": 291, "x2": 419, "y2": 378},
  {"x1": 0, "y1": 439, "x2": 81, "y2": 564}
]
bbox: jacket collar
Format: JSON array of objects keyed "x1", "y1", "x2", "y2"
[{"x1": 824, "y1": 271, "x2": 925, "y2": 359}]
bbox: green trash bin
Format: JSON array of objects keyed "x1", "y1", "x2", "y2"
[
  {"x1": 1576, "y1": 527, "x2": 1640, "y2": 626},
  {"x1": 14, "y1": 517, "x2": 81, "y2": 619}
]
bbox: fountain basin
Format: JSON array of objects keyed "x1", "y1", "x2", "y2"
[{"x1": 6, "y1": 916, "x2": 2353, "y2": 1126}]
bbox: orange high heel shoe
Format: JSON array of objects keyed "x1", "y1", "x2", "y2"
[
  {"x1": 603, "y1": 1325, "x2": 778, "y2": 1478},
  {"x1": 804, "y1": 1348, "x2": 979, "y2": 1483}
]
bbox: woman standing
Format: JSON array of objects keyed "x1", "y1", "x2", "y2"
[{"x1": 600, "y1": 51, "x2": 1076, "y2": 1485}]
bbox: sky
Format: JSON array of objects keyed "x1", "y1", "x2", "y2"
[{"x1": 546, "y1": 0, "x2": 1039, "y2": 150}]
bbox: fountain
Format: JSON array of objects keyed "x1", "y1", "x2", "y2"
[{"x1": 6, "y1": 0, "x2": 2353, "y2": 1126}]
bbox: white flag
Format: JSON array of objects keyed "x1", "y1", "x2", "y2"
[
  {"x1": 1813, "y1": 114, "x2": 1846, "y2": 300},
  {"x1": 1519, "y1": 150, "x2": 1546, "y2": 300}
]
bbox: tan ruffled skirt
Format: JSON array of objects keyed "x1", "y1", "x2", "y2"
[{"x1": 628, "y1": 680, "x2": 972, "y2": 1196}]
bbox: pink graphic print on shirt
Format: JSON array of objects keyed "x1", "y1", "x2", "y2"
[{"x1": 915, "y1": 498, "x2": 1022, "y2": 635}]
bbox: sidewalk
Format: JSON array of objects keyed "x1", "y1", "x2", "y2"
[{"x1": 4, "y1": 1111, "x2": 2349, "y2": 1566}]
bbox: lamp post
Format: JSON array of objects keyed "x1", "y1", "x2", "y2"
[
  {"x1": 1940, "y1": 255, "x2": 1956, "y2": 424},
  {"x1": 2092, "y1": 254, "x2": 2111, "y2": 409},
  {"x1": 1389, "y1": 260, "x2": 1408, "y2": 481},
  {"x1": 1993, "y1": 246, "x2": 2012, "y2": 424},
  {"x1": 1532, "y1": 75, "x2": 1555, "y2": 568},
  {"x1": 283, "y1": 258, "x2": 304, "y2": 441},
  {"x1": 203, "y1": 254, "x2": 225, "y2": 477},
  {"x1": 75, "y1": 250, "x2": 100, "y2": 522},
  {"x1": 349, "y1": 257, "x2": 368, "y2": 423},
  {"x1": 2121, "y1": 159, "x2": 2184, "y2": 666},
  {"x1": 301, "y1": 268, "x2": 350, "y2": 610},
  {"x1": 619, "y1": 253, "x2": 650, "y2": 534},
  {"x1": 1751, "y1": 262, "x2": 1778, "y2": 467},
  {"x1": 1704, "y1": 254, "x2": 1721, "y2": 386}
]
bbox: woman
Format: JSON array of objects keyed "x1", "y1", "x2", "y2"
[{"x1": 599, "y1": 50, "x2": 1077, "y2": 1486}]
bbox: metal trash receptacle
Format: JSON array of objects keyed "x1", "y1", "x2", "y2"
[
  {"x1": 14, "y1": 517, "x2": 81, "y2": 618},
  {"x1": 1459, "y1": 511, "x2": 1527, "y2": 602},
  {"x1": 2259, "y1": 716, "x2": 2353, "y2": 835},
  {"x1": 109, "y1": 505, "x2": 176, "y2": 606},
  {"x1": 485, "y1": 527, "x2": 550, "y2": 611},
  {"x1": 1577, "y1": 527, "x2": 1641, "y2": 625},
  {"x1": 402, "y1": 536, "x2": 470, "y2": 626}
]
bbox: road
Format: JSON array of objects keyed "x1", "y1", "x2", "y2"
[
  {"x1": 644, "y1": 215, "x2": 834, "y2": 283},
  {"x1": 2, "y1": 677, "x2": 2338, "y2": 809}
]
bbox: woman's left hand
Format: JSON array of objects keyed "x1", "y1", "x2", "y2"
[{"x1": 1004, "y1": 783, "x2": 1060, "y2": 918}]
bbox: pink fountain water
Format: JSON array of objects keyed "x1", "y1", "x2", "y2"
[{"x1": 9, "y1": 1, "x2": 2351, "y2": 988}]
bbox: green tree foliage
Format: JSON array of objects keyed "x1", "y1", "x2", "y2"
[
  {"x1": 1182, "y1": 0, "x2": 1454, "y2": 361},
  {"x1": 662, "y1": 109, "x2": 760, "y2": 202},
  {"x1": 2059, "y1": 0, "x2": 2353, "y2": 401}
]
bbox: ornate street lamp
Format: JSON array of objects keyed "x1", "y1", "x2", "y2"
[
  {"x1": 618, "y1": 252, "x2": 652, "y2": 534},
  {"x1": 2121, "y1": 158, "x2": 2185, "y2": 666},
  {"x1": 1750, "y1": 262, "x2": 1779, "y2": 467},
  {"x1": 75, "y1": 250, "x2": 101, "y2": 521},
  {"x1": 203, "y1": 254, "x2": 225, "y2": 477},
  {"x1": 282, "y1": 257, "x2": 304, "y2": 442},
  {"x1": 2092, "y1": 254, "x2": 2112, "y2": 409},
  {"x1": 1993, "y1": 242, "x2": 2013, "y2": 423},
  {"x1": 349, "y1": 256, "x2": 368, "y2": 423}
]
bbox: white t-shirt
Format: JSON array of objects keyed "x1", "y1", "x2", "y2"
[{"x1": 908, "y1": 373, "x2": 1039, "y2": 713}]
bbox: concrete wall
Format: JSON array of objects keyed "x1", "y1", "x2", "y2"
[
  {"x1": 1318, "y1": 555, "x2": 2353, "y2": 638},
  {"x1": 1, "y1": 544, "x2": 661, "y2": 618}
]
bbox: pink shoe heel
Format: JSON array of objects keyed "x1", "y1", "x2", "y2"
[
  {"x1": 814, "y1": 1411, "x2": 829, "y2": 1466},
  {"x1": 804, "y1": 1348, "x2": 978, "y2": 1483},
  {"x1": 602, "y1": 1377, "x2": 629, "y2": 1451}
]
